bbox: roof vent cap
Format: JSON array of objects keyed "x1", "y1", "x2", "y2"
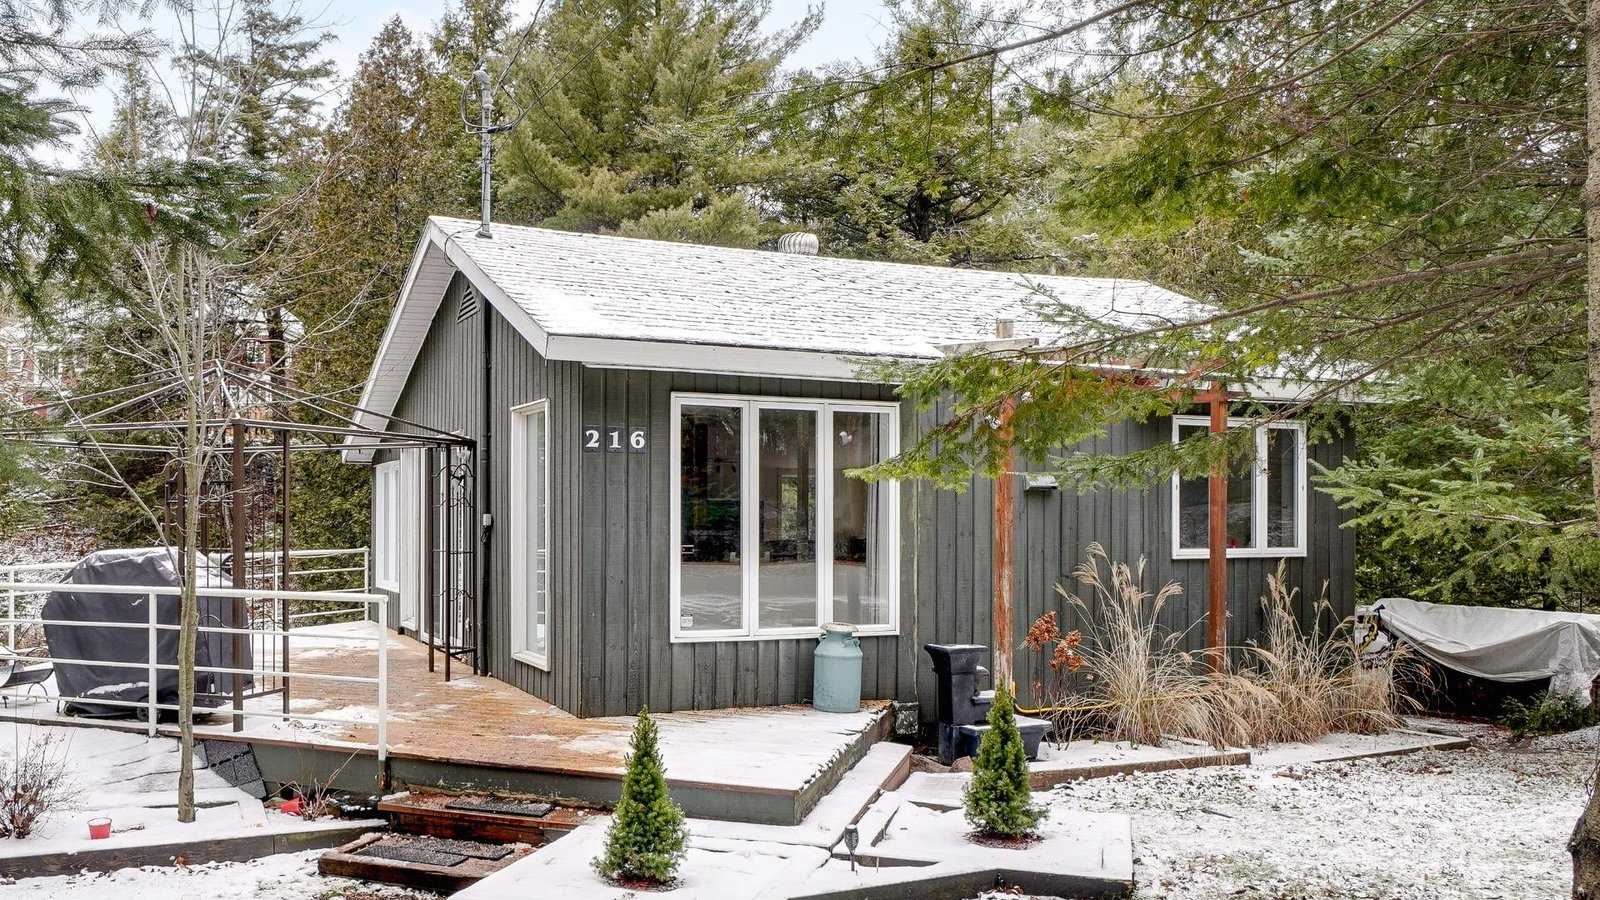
[{"x1": 777, "y1": 232, "x2": 819, "y2": 256}]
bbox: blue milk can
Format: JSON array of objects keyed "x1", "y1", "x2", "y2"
[{"x1": 813, "y1": 623, "x2": 863, "y2": 713}]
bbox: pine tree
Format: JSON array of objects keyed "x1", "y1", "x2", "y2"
[
  {"x1": 963, "y1": 684, "x2": 1043, "y2": 839},
  {"x1": 496, "y1": 0, "x2": 816, "y2": 245},
  {"x1": 766, "y1": 0, "x2": 1064, "y2": 269},
  {"x1": 593, "y1": 707, "x2": 689, "y2": 884}
]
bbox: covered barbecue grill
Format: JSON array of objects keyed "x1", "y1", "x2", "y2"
[{"x1": 44, "y1": 548, "x2": 253, "y2": 718}]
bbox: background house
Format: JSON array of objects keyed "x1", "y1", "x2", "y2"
[{"x1": 348, "y1": 216, "x2": 1354, "y2": 718}]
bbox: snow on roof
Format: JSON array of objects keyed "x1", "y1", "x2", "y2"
[
  {"x1": 425, "y1": 215, "x2": 1203, "y2": 359},
  {"x1": 345, "y1": 216, "x2": 1221, "y2": 461}
]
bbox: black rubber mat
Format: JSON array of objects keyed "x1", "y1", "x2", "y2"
[
  {"x1": 360, "y1": 843, "x2": 468, "y2": 868},
  {"x1": 422, "y1": 837, "x2": 515, "y2": 861},
  {"x1": 444, "y1": 797, "x2": 555, "y2": 818}
]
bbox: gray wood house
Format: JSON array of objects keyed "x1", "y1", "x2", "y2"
[{"x1": 347, "y1": 216, "x2": 1354, "y2": 719}]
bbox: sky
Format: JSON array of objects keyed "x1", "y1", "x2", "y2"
[{"x1": 54, "y1": 0, "x2": 893, "y2": 164}]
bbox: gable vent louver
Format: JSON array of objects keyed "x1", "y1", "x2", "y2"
[{"x1": 457, "y1": 287, "x2": 480, "y2": 322}]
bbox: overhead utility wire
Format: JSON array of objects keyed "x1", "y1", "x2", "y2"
[
  {"x1": 726, "y1": 0, "x2": 1150, "y2": 129},
  {"x1": 461, "y1": 5, "x2": 627, "y2": 137}
]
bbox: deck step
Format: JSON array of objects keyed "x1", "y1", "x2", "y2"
[
  {"x1": 379, "y1": 791, "x2": 593, "y2": 845},
  {"x1": 318, "y1": 832, "x2": 534, "y2": 893}
]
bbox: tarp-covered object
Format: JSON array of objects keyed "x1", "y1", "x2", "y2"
[
  {"x1": 44, "y1": 548, "x2": 253, "y2": 718},
  {"x1": 1374, "y1": 596, "x2": 1600, "y2": 703}
]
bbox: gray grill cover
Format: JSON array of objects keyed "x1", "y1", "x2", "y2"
[
  {"x1": 1375, "y1": 596, "x2": 1600, "y2": 704},
  {"x1": 44, "y1": 548, "x2": 254, "y2": 717}
]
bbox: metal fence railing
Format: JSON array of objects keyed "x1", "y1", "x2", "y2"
[
  {"x1": 0, "y1": 547, "x2": 372, "y2": 652},
  {"x1": 0, "y1": 579, "x2": 389, "y2": 761}
]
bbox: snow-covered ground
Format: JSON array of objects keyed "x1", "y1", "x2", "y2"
[
  {"x1": 1052, "y1": 737, "x2": 1591, "y2": 899},
  {"x1": 3, "y1": 723, "x2": 1589, "y2": 898},
  {"x1": 0, "y1": 849, "x2": 432, "y2": 899}
]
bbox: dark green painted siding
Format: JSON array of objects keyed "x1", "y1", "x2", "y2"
[
  {"x1": 574, "y1": 369, "x2": 905, "y2": 717},
  {"x1": 374, "y1": 274, "x2": 585, "y2": 712},
  {"x1": 377, "y1": 271, "x2": 1356, "y2": 719}
]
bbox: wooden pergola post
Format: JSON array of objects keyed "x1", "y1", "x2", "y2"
[
  {"x1": 993, "y1": 391, "x2": 1017, "y2": 693},
  {"x1": 992, "y1": 319, "x2": 1017, "y2": 693},
  {"x1": 1205, "y1": 383, "x2": 1229, "y2": 673}
]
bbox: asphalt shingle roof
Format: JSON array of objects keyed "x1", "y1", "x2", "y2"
[{"x1": 430, "y1": 216, "x2": 1205, "y2": 359}]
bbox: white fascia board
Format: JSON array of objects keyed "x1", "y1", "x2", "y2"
[
  {"x1": 1241, "y1": 375, "x2": 1376, "y2": 404},
  {"x1": 341, "y1": 222, "x2": 456, "y2": 464},
  {"x1": 551, "y1": 335, "x2": 911, "y2": 382},
  {"x1": 436, "y1": 228, "x2": 551, "y2": 356}
]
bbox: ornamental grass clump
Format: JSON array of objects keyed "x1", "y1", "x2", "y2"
[
  {"x1": 1060, "y1": 544, "x2": 1221, "y2": 747},
  {"x1": 963, "y1": 684, "x2": 1044, "y2": 841},
  {"x1": 593, "y1": 707, "x2": 689, "y2": 886},
  {"x1": 1225, "y1": 565, "x2": 1409, "y2": 745}
]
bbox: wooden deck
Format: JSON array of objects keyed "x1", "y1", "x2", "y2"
[{"x1": 0, "y1": 622, "x2": 893, "y2": 825}]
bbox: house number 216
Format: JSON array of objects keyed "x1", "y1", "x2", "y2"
[{"x1": 583, "y1": 425, "x2": 646, "y2": 453}]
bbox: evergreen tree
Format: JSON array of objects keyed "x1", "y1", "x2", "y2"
[
  {"x1": 593, "y1": 707, "x2": 689, "y2": 884},
  {"x1": 496, "y1": 0, "x2": 816, "y2": 245},
  {"x1": 288, "y1": 15, "x2": 465, "y2": 399},
  {"x1": 963, "y1": 684, "x2": 1043, "y2": 839},
  {"x1": 0, "y1": 1, "x2": 259, "y2": 312},
  {"x1": 767, "y1": 0, "x2": 1065, "y2": 268},
  {"x1": 91, "y1": 65, "x2": 173, "y2": 171},
  {"x1": 172, "y1": 0, "x2": 336, "y2": 163}
]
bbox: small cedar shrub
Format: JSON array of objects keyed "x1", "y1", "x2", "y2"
[
  {"x1": 593, "y1": 707, "x2": 689, "y2": 885},
  {"x1": 963, "y1": 683, "x2": 1044, "y2": 839}
]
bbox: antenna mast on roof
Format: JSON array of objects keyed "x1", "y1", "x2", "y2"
[{"x1": 471, "y1": 63, "x2": 493, "y2": 238}]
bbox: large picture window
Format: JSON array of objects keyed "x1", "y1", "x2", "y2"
[
  {"x1": 671, "y1": 394, "x2": 899, "y2": 641},
  {"x1": 511, "y1": 400, "x2": 551, "y2": 668},
  {"x1": 1171, "y1": 416, "x2": 1307, "y2": 559}
]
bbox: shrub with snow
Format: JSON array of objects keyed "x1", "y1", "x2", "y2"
[
  {"x1": 964, "y1": 684, "x2": 1044, "y2": 840},
  {"x1": 593, "y1": 707, "x2": 688, "y2": 885}
]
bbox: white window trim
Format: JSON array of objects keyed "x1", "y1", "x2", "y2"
[
  {"x1": 669, "y1": 393, "x2": 901, "y2": 643},
  {"x1": 509, "y1": 399, "x2": 552, "y2": 670},
  {"x1": 1170, "y1": 415, "x2": 1308, "y2": 560},
  {"x1": 373, "y1": 460, "x2": 400, "y2": 591}
]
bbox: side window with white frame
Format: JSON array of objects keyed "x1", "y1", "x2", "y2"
[
  {"x1": 373, "y1": 460, "x2": 401, "y2": 590},
  {"x1": 511, "y1": 401, "x2": 551, "y2": 668},
  {"x1": 1171, "y1": 416, "x2": 1307, "y2": 559},
  {"x1": 671, "y1": 393, "x2": 900, "y2": 642}
]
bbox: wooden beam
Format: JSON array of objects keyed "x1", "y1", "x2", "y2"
[
  {"x1": 1206, "y1": 384, "x2": 1228, "y2": 673},
  {"x1": 992, "y1": 392, "x2": 1017, "y2": 693}
]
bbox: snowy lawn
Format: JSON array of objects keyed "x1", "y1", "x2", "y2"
[
  {"x1": 1051, "y1": 735, "x2": 1590, "y2": 899},
  {"x1": 3, "y1": 725, "x2": 1588, "y2": 899},
  {"x1": 0, "y1": 849, "x2": 434, "y2": 899}
]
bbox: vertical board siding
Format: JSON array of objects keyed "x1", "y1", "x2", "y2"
[
  {"x1": 382, "y1": 273, "x2": 1357, "y2": 719},
  {"x1": 577, "y1": 369, "x2": 902, "y2": 717},
  {"x1": 907, "y1": 406, "x2": 1357, "y2": 717},
  {"x1": 379, "y1": 273, "x2": 584, "y2": 713}
]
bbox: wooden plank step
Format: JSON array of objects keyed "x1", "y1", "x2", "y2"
[
  {"x1": 379, "y1": 791, "x2": 595, "y2": 845},
  {"x1": 318, "y1": 832, "x2": 534, "y2": 893}
]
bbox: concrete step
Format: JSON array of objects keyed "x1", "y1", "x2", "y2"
[{"x1": 690, "y1": 741, "x2": 912, "y2": 850}]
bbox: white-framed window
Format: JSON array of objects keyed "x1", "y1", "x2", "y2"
[
  {"x1": 510, "y1": 400, "x2": 551, "y2": 668},
  {"x1": 373, "y1": 460, "x2": 401, "y2": 590},
  {"x1": 670, "y1": 393, "x2": 900, "y2": 642},
  {"x1": 1171, "y1": 416, "x2": 1307, "y2": 559}
]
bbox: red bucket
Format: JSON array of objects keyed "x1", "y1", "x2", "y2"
[{"x1": 87, "y1": 817, "x2": 112, "y2": 840}]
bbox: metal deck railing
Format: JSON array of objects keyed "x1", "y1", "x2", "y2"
[{"x1": 0, "y1": 575, "x2": 390, "y2": 761}]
